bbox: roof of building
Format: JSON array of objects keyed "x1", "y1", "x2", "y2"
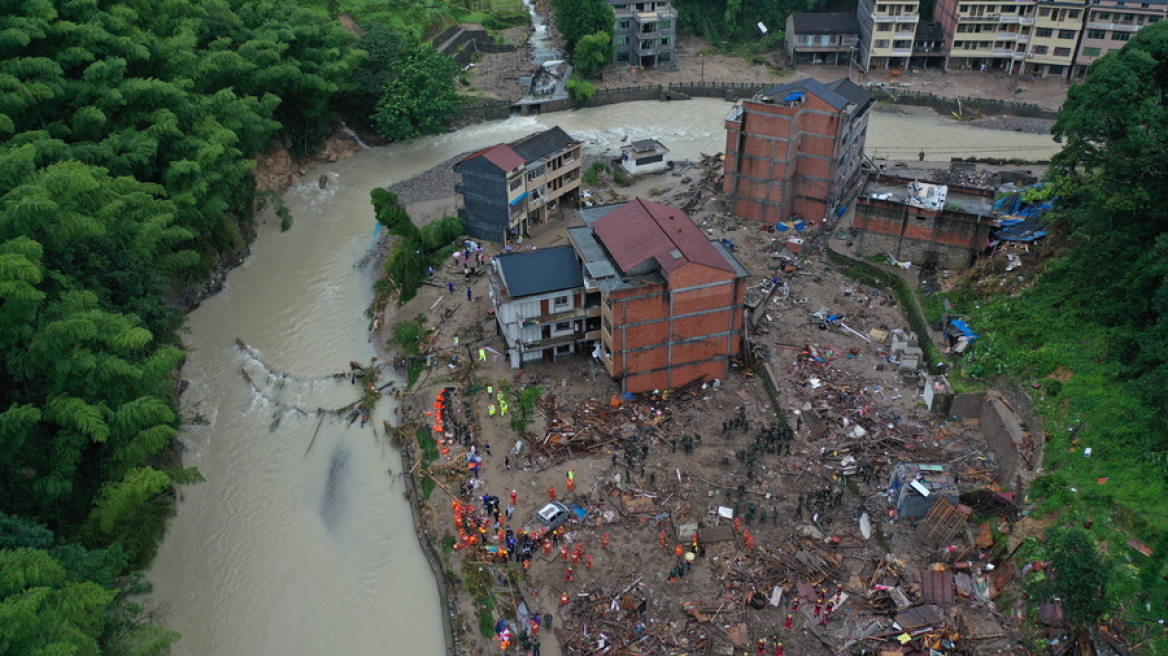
[
  {"x1": 624, "y1": 138, "x2": 668, "y2": 153},
  {"x1": 511, "y1": 126, "x2": 577, "y2": 163},
  {"x1": 824, "y1": 78, "x2": 874, "y2": 110},
  {"x1": 761, "y1": 77, "x2": 855, "y2": 111},
  {"x1": 459, "y1": 143, "x2": 525, "y2": 172},
  {"x1": 495, "y1": 245, "x2": 583, "y2": 298},
  {"x1": 789, "y1": 12, "x2": 859, "y2": 35},
  {"x1": 592, "y1": 198, "x2": 736, "y2": 275}
]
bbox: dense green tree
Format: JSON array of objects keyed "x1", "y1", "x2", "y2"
[
  {"x1": 551, "y1": 0, "x2": 614, "y2": 56},
  {"x1": 1042, "y1": 529, "x2": 1111, "y2": 625},
  {"x1": 372, "y1": 41, "x2": 461, "y2": 142},
  {"x1": 573, "y1": 31, "x2": 614, "y2": 79},
  {"x1": 674, "y1": 0, "x2": 813, "y2": 43}
]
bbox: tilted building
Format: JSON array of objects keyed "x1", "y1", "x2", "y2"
[
  {"x1": 723, "y1": 78, "x2": 873, "y2": 226},
  {"x1": 608, "y1": 0, "x2": 678, "y2": 69}
]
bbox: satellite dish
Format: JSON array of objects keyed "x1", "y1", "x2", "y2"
[{"x1": 758, "y1": 21, "x2": 769, "y2": 35}]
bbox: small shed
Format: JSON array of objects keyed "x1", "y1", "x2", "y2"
[
  {"x1": 887, "y1": 462, "x2": 959, "y2": 521},
  {"x1": 620, "y1": 139, "x2": 669, "y2": 175}
]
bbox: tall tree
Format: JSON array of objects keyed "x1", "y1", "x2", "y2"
[{"x1": 551, "y1": 0, "x2": 615, "y2": 56}]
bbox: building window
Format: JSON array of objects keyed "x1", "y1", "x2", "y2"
[
  {"x1": 615, "y1": 4, "x2": 627, "y2": 8},
  {"x1": 1081, "y1": 46, "x2": 1101, "y2": 56},
  {"x1": 1069, "y1": 9, "x2": 1080, "y2": 18},
  {"x1": 1121, "y1": 12, "x2": 1135, "y2": 21},
  {"x1": 618, "y1": 20, "x2": 630, "y2": 29},
  {"x1": 556, "y1": 344, "x2": 572, "y2": 354},
  {"x1": 1111, "y1": 31, "x2": 1130, "y2": 40},
  {"x1": 509, "y1": 177, "x2": 523, "y2": 191},
  {"x1": 1033, "y1": 45, "x2": 1048, "y2": 54},
  {"x1": 1039, "y1": 7, "x2": 1050, "y2": 16},
  {"x1": 878, "y1": 22, "x2": 893, "y2": 31},
  {"x1": 1097, "y1": 12, "x2": 1110, "y2": 19},
  {"x1": 1000, "y1": 4, "x2": 1015, "y2": 12},
  {"x1": 554, "y1": 321, "x2": 571, "y2": 332},
  {"x1": 553, "y1": 295, "x2": 570, "y2": 310},
  {"x1": 660, "y1": 36, "x2": 670, "y2": 45},
  {"x1": 1087, "y1": 29, "x2": 1105, "y2": 38},
  {"x1": 1036, "y1": 28, "x2": 1052, "y2": 37},
  {"x1": 875, "y1": 39, "x2": 890, "y2": 48},
  {"x1": 1054, "y1": 46, "x2": 1071, "y2": 56},
  {"x1": 660, "y1": 19, "x2": 672, "y2": 29},
  {"x1": 602, "y1": 317, "x2": 611, "y2": 333},
  {"x1": 894, "y1": 40, "x2": 911, "y2": 48},
  {"x1": 1058, "y1": 29, "x2": 1076, "y2": 38},
  {"x1": 1151, "y1": 16, "x2": 1161, "y2": 22},
  {"x1": 616, "y1": 35, "x2": 629, "y2": 45},
  {"x1": 616, "y1": 52, "x2": 629, "y2": 61},
  {"x1": 659, "y1": 51, "x2": 672, "y2": 61}
]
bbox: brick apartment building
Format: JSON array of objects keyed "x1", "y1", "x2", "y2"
[
  {"x1": 568, "y1": 199, "x2": 749, "y2": 394},
  {"x1": 852, "y1": 173, "x2": 997, "y2": 268},
  {"x1": 454, "y1": 127, "x2": 582, "y2": 244},
  {"x1": 723, "y1": 78, "x2": 873, "y2": 226},
  {"x1": 608, "y1": 0, "x2": 678, "y2": 68},
  {"x1": 488, "y1": 246, "x2": 601, "y2": 368}
]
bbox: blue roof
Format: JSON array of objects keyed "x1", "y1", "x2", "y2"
[
  {"x1": 783, "y1": 91, "x2": 805, "y2": 102},
  {"x1": 496, "y1": 246, "x2": 583, "y2": 298}
]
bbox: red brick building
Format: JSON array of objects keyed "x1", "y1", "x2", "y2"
[
  {"x1": 723, "y1": 78, "x2": 872, "y2": 226},
  {"x1": 569, "y1": 199, "x2": 749, "y2": 394}
]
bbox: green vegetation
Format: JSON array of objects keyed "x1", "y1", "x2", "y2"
[
  {"x1": 939, "y1": 22, "x2": 1168, "y2": 650},
  {"x1": 312, "y1": 0, "x2": 526, "y2": 40},
  {"x1": 391, "y1": 314, "x2": 434, "y2": 387},
  {"x1": 0, "y1": 0, "x2": 364, "y2": 650},
  {"x1": 675, "y1": 0, "x2": 798, "y2": 46},
  {"x1": 566, "y1": 76, "x2": 597, "y2": 106},
  {"x1": 583, "y1": 162, "x2": 612, "y2": 186},
  {"x1": 550, "y1": 0, "x2": 614, "y2": 57},
  {"x1": 372, "y1": 189, "x2": 463, "y2": 305},
  {"x1": 573, "y1": 31, "x2": 616, "y2": 79}
]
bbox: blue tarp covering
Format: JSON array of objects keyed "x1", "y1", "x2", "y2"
[
  {"x1": 783, "y1": 91, "x2": 805, "y2": 102},
  {"x1": 997, "y1": 218, "x2": 1047, "y2": 242},
  {"x1": 949, "y1": 319, "x2": 979, "y2": 341},
  {"x1": 509, "y1": 191, "x2": 529, "y2": 206}
]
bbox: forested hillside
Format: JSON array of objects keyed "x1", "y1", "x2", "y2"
[{"x1": 0, "y1": 0, "x2": 361, "y2": 651}]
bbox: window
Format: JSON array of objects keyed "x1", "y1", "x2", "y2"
[
  {"x1": 602, "y1": 317, "x2": 611, "y2": 333},
  {"x1": 1087, "y1": 29, "x2": 1105, "y2": 38},
  {"x1": 555, "y1": 344, "x2": 572, "y2": 354},
  {"x1": 1120, "y1": 12, "x2": 1135, "y2": 21},
  {"x1": 615, "y1": 4, "x2": 627, "y2": 8},
  {"x1": 1054, "y1": 46, "x2": 1071, "y2": 56},
  {"x1": 660, "y1": 19, "x2": 672, "y2": 29},
  {"x1": 1069, "y1": 9, "x2": 1080, "y2": 18},
  {"x1": 1058, "y1": 29, "x2": 1076, "y2": 38},
  {"x1": 616, "y1": 35, "x2": 629, "y2": 45},
  {"x1": 1151, "y1": 16, "x2": 1162, "y2": 22},
  {"x1": 1000, "y1": 4, "x2": 1015, "y2": 11},
  {"x1": 1097, "y1": 12, "x2": 1110, "y2": 19},
  {"x1": 1039, "y1": 7, "x2": 1050, "y2": 16},
  {"x1": 554, "y1": 321, "x2": 571, "y2": 332},
  {"x1": 875, "y1": 39, "x2": 890, "y2": 48},
  {"x1": 660, "y1": 36, "x2": 670, "y2": 45},
  {"x1": 878, "y1": 22, "x2": 893, "y2": 31},
  {"x1": 894, "y1": 40, "x2": 911, "y2": 48},
  {"x1": 616, "y1": 51, "x2": 629, "y2": 61},
  {"x1": 618, "y1": 20, "x2": 630, "y2": 29},
  {"x1": 659, "y1": 51, "x2": 672, "y2": 61},
  {"x1": 527, "y1": 165, "x2": 545, "y2": 180},
  {"x1": 1036, "y1": 28, "x2": 1053, "y2": 37},
  {"x1": 1032, "y1": 45, "x2": 1048, "y2": 54},
  {"x1": 1111, "y1": 31, "x2": 1130, "y2": 40},
  {"x1": 553, "y1": 296, "x2": 570, "y2": 311},
  {"x1": 509, "y1": 177, "x2": 523, "y2": 191},
  {"x1": 1081, "y1": 46, "x2": 1101, "y2": 56}
]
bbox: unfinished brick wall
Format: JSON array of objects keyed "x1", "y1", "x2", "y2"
[
  {"x1": 852, "y1": 196, "x2": 995, "y2": 269},
  {"x1": 950, "y1": 392, "x2": 1038, "y2": 491}
]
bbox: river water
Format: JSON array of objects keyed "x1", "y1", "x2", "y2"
[{"x1": 147, "y1": 99, "x2": 1057, "y2": 656}]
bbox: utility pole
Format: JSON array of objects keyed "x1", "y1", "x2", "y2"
[{"x1": 700, "y1": 54, "x2": 705, "y2": 84}]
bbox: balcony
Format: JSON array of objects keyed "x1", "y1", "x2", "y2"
[
  {"x1": 891, "y1": 48, "x2": 912, "y2": 55},
  {"x1": 993, "y1": 47, "x2": 1016, "y2": 55},
  {"x1": 1087, "y1": 20, "x2": 1140, "y2": 31},
  {"x1": 895, "y1": 30, "x2": 916, "y2": 38}
]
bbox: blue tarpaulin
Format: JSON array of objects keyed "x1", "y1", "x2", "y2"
[
  {"x1": 783, "y1": 91, "x2": 805, "y2": 102},
  {"x1": 509, "y1": 192, "x2": 529, "y2": 206},
  {"x1": 997, "y1": 218, "x2": 1047, "y2": 242},
  {"x1": 949, "y1": 319, "x2": 979, "y2": 341}
]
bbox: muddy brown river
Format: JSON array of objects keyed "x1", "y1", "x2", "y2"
[{"x1": 146, "y1": 99, "x2": 1057, "y2": 655}]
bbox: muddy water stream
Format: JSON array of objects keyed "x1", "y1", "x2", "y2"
[{"x1": 147, "y1": 99, "x2": 1056, "y2": 655}]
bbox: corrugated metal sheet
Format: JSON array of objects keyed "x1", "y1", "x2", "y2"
[{"x1": 921, "y1": 570, "x2": 955, "y2": 605}]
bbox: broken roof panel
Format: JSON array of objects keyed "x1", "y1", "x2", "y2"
[
  {"x1": 592, "y1": 198, "x2": 737, "y2": 276},
  {"x1": 896, "y1": 604, "x2": 945, "y2": 630},
  {"x1": 921, "y1": 570, "x2": 955, "y2": 605}
]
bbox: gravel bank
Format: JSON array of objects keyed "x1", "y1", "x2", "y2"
[{"x1": 385, "y1": 153, "x2": 468, "y2": 206}]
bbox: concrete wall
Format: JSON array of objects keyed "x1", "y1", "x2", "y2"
[
  {"x1": 457, "y1": 158, "x2": 510, "y2": 243},
  {"x1": 852, "y1": 190, "x2": 995, "y2": 269},
  {"x1": 950, "y1": 391, "x2": 1042, "y2": 491}
]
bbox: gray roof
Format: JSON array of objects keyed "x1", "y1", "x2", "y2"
[
  {"x1": 789, "y1": 13, "x2": 858, "y2": 35},
  {"x1": 495, "y1": 245, "x2": 583, "y2": 298},
  {"x1": 762, "y1": 77, "x2": 852, "y2": 110},
  {"x1": 825, "y1": 78, "x2": 874, "y2": 111},
  {"x1": 511, "y1": 126, "x2": 577, "y2": 163},
  {"x1": 626, "y1": 138, "x2": 667, "y2": 153}
]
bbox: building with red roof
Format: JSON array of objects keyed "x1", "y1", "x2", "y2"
[
  {"x1": 455, "y1": 127, "x2": 582, "y2": 244},
  {"x1": 568, "y1": 198, "x2": 749, "y2": 394}
]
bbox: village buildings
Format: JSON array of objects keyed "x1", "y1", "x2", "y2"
[
  {"x1": 1072, "y1": 0, "x2": 1166, "y2": 77},
  {"x1": 619, "y1": 139, "x2": 670, "y2": 175},
  {"x1": 607, "y1": 0, "x2": 678, "y2": 69},
  {"x1": 454, "y1": 127, "x2": 582, "y2": 244},
  {"x1": 722, "y1": 78, "x2": 873, "y2": 226},
  {"x1": 856, "y1": 0, "x2": 922, "y2": 71},
  {"x1": 785, "y1": 12, "x2": 860, "y2": 66}
]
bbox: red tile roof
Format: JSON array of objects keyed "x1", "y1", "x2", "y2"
[
  {"x1": 460, "y1": 143, "x2": 525, "y2": 172},
  {"x1": 593, "y1": 198, "x2": 735, "y2": 276}
]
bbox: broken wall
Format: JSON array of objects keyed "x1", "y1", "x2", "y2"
[{"x1": 951, "y1": 391, "x2": 1040, "y2": 490}]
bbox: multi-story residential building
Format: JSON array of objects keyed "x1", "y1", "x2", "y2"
[
  {"x1": 856, "y1": 0, "x2": 921, "y2": 71},
  {"x1": 1073, "y1": 0, "x2": 1166, "y2": 77},
  {"x1": 723, "y1": 78, "x2": 873, "y2": 225},
  {"x1": 609, "y1": 0, "x2": 678, "y2": 69},
  {"x1": 568, "y1": 199, "x2": 749, "y2": 393},
  {"x1": 454, "y1": 127, "x2": 582, "y2": 244},
  {"x1": 935, "y1": 0, "x2": 1034, "y2": 73},
  {"x1": 786, "y1": 12, "x2": 860, "y2": 66},
  {"x1": 1025, "y1": 0, "x2": 1087, "y2": 76},
  {"x1": 911, "y1": 21, "x2": 948, "y2": 68},
  {"x1": 489, "y1": 246, "x2": 601, "y2": 368}
]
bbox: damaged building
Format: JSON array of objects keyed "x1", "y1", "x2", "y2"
[{"x1": 852, "y1": 173, "x2": 997, "y2": 269}]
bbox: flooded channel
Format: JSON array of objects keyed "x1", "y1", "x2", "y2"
[{"x1": 147, "y1": 98, "x2": 1057, "y2": 655}]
